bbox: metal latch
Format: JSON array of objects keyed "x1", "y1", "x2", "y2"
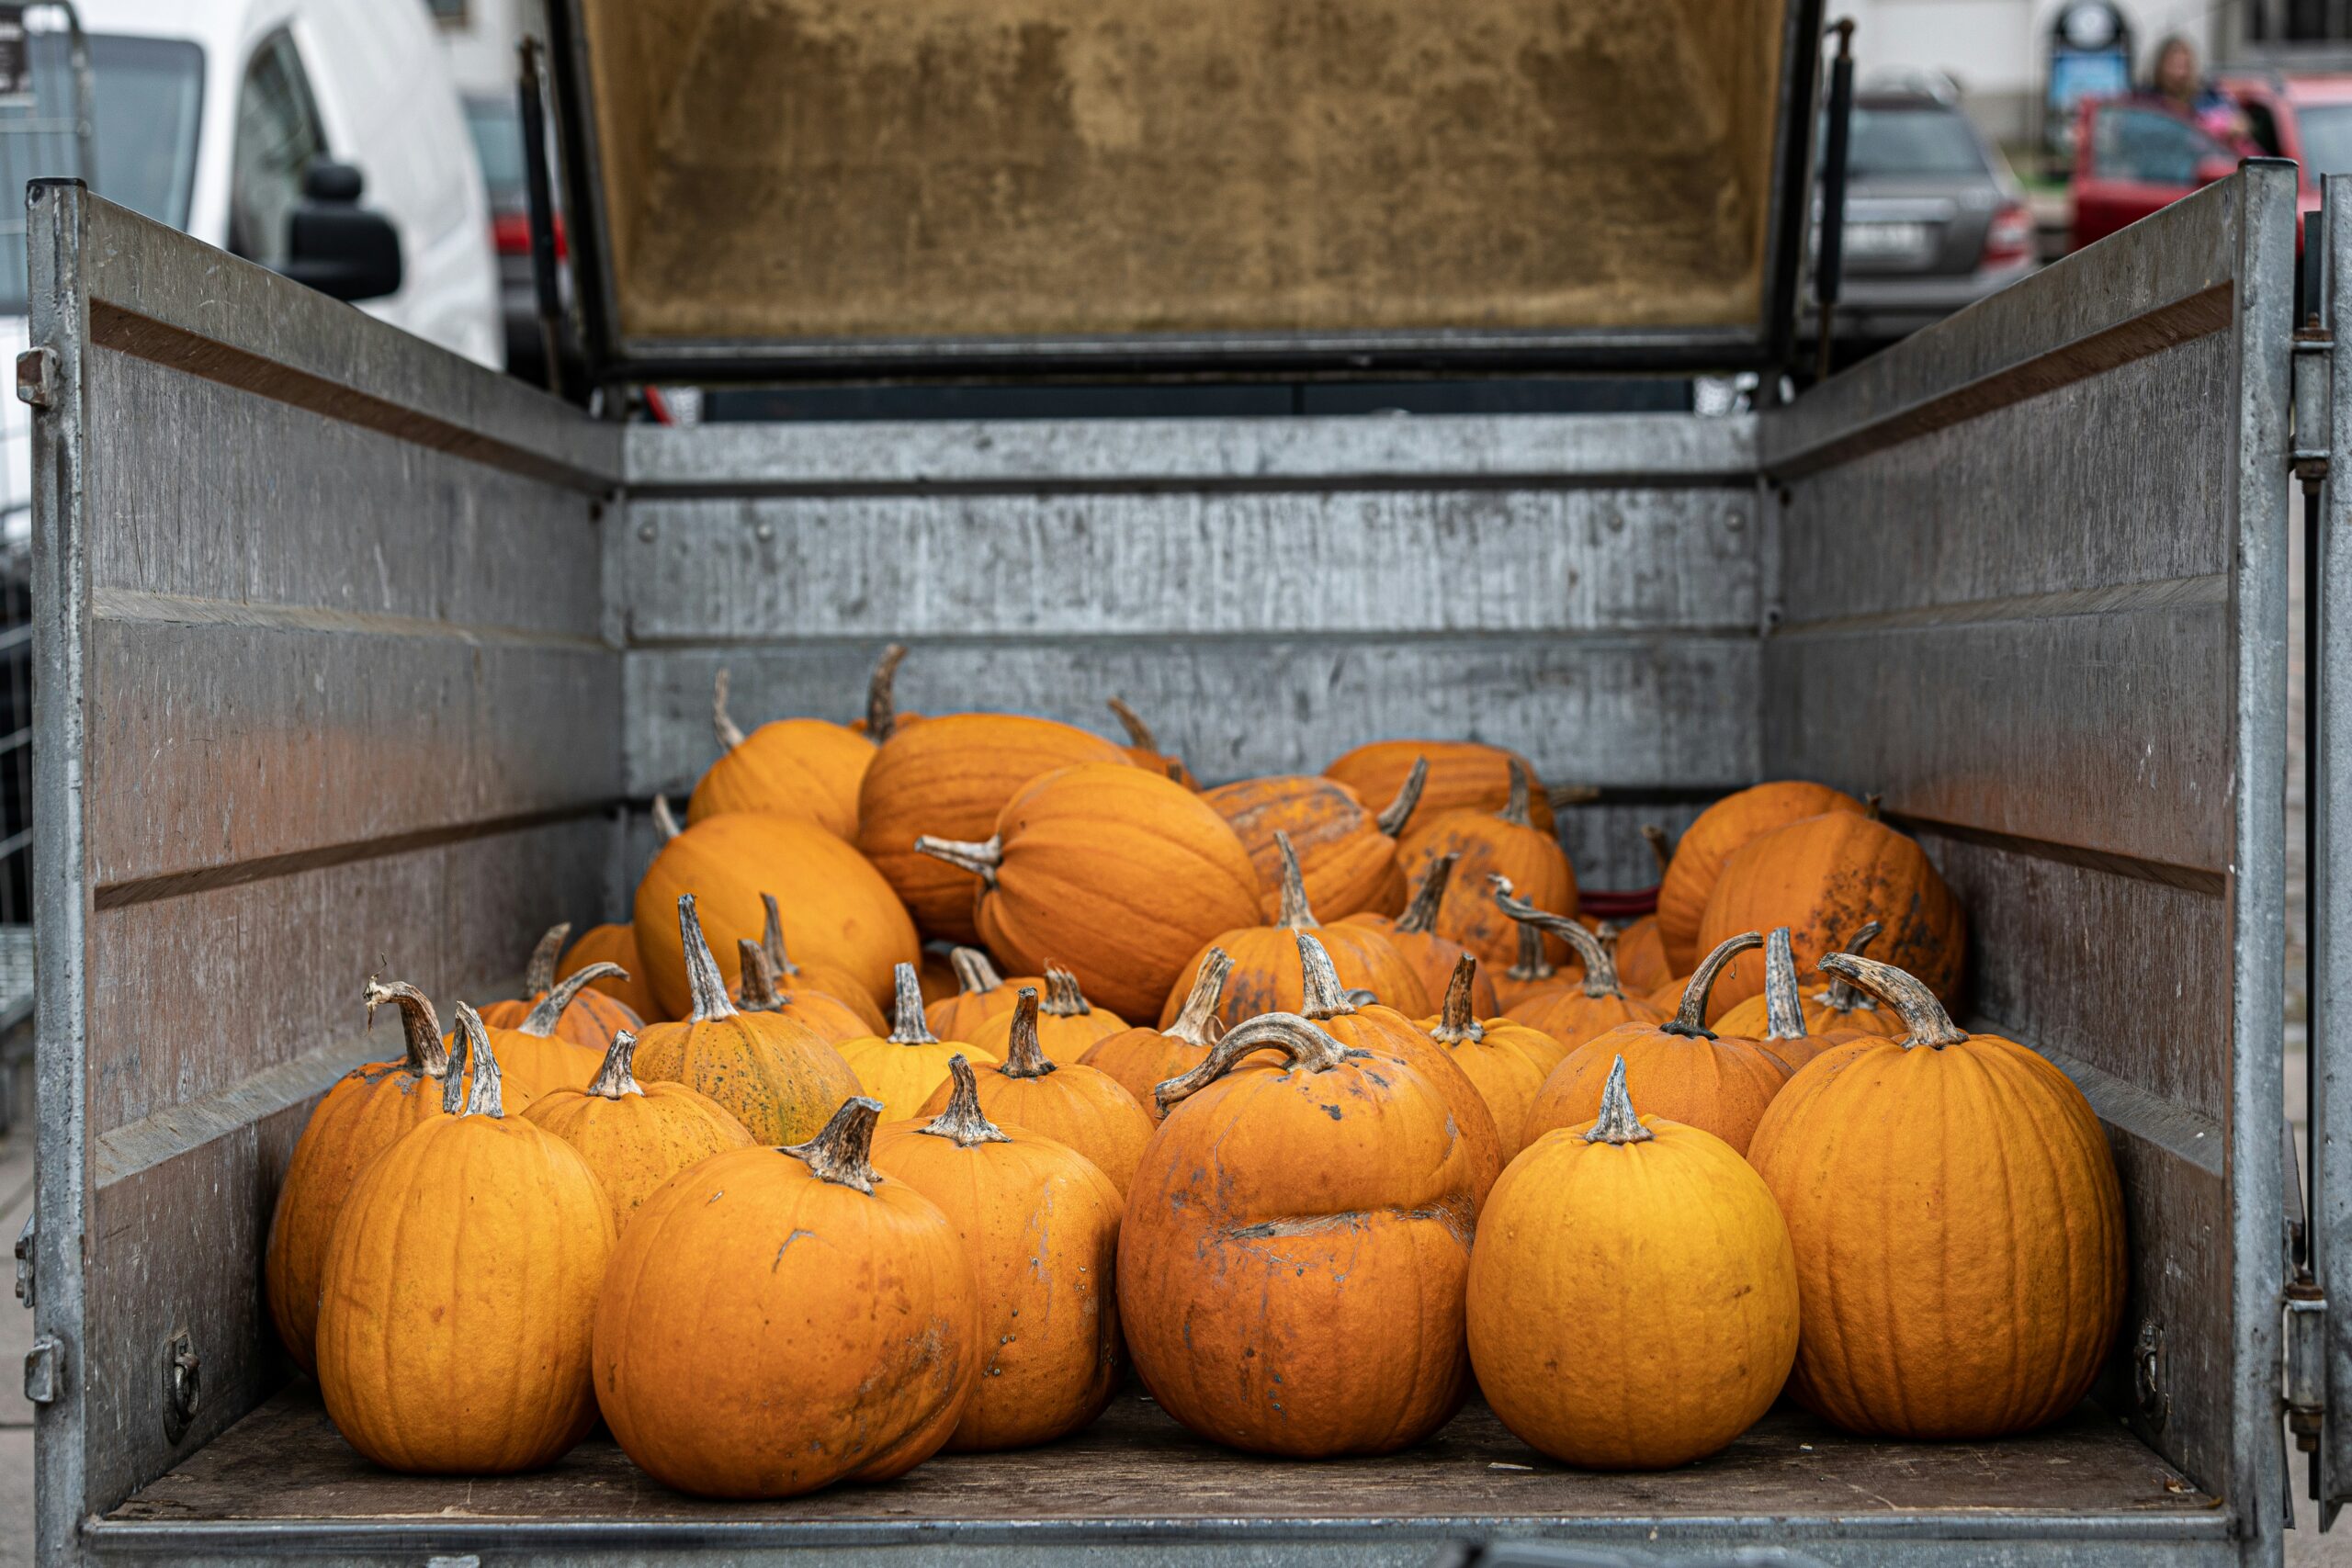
[
  {"x1": 14, "y1": 345, "x2": 54, "y2": 410},
  {"x1": 12, "y1": 1211, "x2": 29, "y2": 1307},
  {"x1": 23, "y1": 1335, "x2": 57, "y2": 1405},
  {"x1": 2288, "y1": 1271, "x2": 2328, "y2": 1453}
]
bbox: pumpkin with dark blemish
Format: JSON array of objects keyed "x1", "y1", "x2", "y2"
[
  {"x1": 1491, "y1": 879, "x2": 1667, "y2": 1053},
  {"x1": 1340, "y1": 852, "x2": 1498, "y2": 1016},
  {"x1": 1655, "y1": 781, "x2": 1868, "y2": 974},
  {"x1": 1203, "y1": 756, "x2": 1427, "y2": 921},
  {"x1": 1394, "y1": 760, "x2": 1577, "y2": 971}
]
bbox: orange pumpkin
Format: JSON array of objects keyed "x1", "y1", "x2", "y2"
[
  {"x1": 1609, "y1": 915, "x2": 1674, "y2": 996},
  {"x1": 967, "y1": 964, "x2": 1127, "y2": 1059},
  {"x1": 735, "y1": 892, "x2": 889, "y2": 1034},
  {"x1": 1749, "y1": 953, "x2": 2126, "y2": 1439},
  {"x1": 1120, "y1": 1010, "x2": 1480, "y2": 1456},
  {"x1": 470, "y1": 967, "x2": 625, "y2": 1097},
  {"x1": 914, "y1": 761, "x2": 1260, "y2": 1021},
  {"x1": 687, "y1": 668, "x2": 877, "y2": 839},
  {"x1": 1716, "y1": 919, "x2": 1894, "y2": 1043},
  {"x1": 917, "y1": 948, "x2": 957, "y2": 1004},
  {"x1": 1398, "y1": 760, "x2": 1577, "y2": 969},
  {"x1": 521, "y1": 1029, "x2": 757, "y2": 1236},
  {"x1": 1709, "y1": 925, "x2": 1846, "y2": 1069},
  {"x1": 1204, "y1": 757, "x2": 1426, "y2": 922},
  {"x1": 1079, "y1": 947, "x2": 1230, "y2": 1122},
  {"x1": 1492, "y1": 878, "x2": 1667, "y2": 1050},
  {"x1": 594, "y1": 1097, "x2": 979, "y2": 1496},
  {"x1": 315, "y1": 1006, "x2": 613, "y2": 1473},
  {"x1": 1414, "y1": 955, "x2": 1560, "y2": 1156},
  {"x1": 1108, "y1": 696, "x2": 1198, "y2": 790},
  {"x1": 1159, "y1": 831, "x2": 1431, "y2": 1029},
  {"x1": 1342, "y1": 852, "x2": 1498, "y2": 1016},
  {"x1": 918, "y1": 986, "x2": 1153, "y2": 1195},
  {"x1": 735, "y1": 940, "x2": 880, "y2": 1047},
  {"x1": 634, "y1": 800, "x2": 919, "y2": 1015},
  {"x1": 1699, "y1": 809, "x2": 1965, "y2": 1016},
  {"x1": 1325, "y1": 739, "x2": 1557, "y2": 834},
  {"x1": 477, "y1": 923, "x2": 572, "y2": 1030},
  {"x1": 629, "y1": 895, "x2": 865, "y2": 1145},
  {"x1": 844, "y1": 642, "x2": 917, "y2": 738},
  {"x1": 481, "y1": 924, "x2": 644, "y2": 1051},
  {"x1": 556, "y1": 921, "x2": 661, "y2": 1020},
  {"x1": 871, "y1": 1055, "x2": 1125, "y2": 1450},
  {"x1": 1656, "y1": 782, "x2": 1868, "y2": 973},
  {"x1": 1523, "y1": 932, "x2": 1792, "y2": 1156},
  {"x1": 835, "y1": 963, "x2": 1000, "y2": 1121},
  {"x1": 858, "y1": 712, "x2": 1132, "y2": 943},
  {"x1": 925, "y1": 946, "x2": 1043, "y2": 1042}
]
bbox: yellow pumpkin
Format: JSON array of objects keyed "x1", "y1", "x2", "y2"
[
  {"x1": 924, "y1": 946, "x2": 1042, "y2": 1042},
  {"x1": 520, "y1": 1029, "x2": 757, "y2": 1236},
  {"x1": 967, "y1": 964, "x2": 1128, "y2": 1060},
  {"x1": 917, "y1": 986, "x2": 1155, "y2": 1197},
  {"x1": 834, "y1": 963, "x2": 1000, "y2": 1121}
]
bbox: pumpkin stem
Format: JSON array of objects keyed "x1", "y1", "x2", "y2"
[
  {"x1": 586, "y1": 1030, "x2": 646, "y2": 1099},
  {"x1": 1817, "y1": 952, "x2": 1968, "y2": 1049},
  {"x1": 1294, "y1": 931, "x2": 1357, "y2": 1021},
  {"x1": 362, "y1": 976, "x2": 450, "y2": 1079},
  {"x1": 1820, "y1": 920, "x2": 1884, "y2": 1011},
  {"x1": 1498, "y1": 758, "x2": 1534, "y2": 829},
  {"x1": 1427, "y1": 953, "x2": 1486, "y2": 1047},
  {"x1": 866, "y1": 644, "x2": 907, "y2": 743},
  {"x1": 453, "y1": 1003, "x2": 505, "y2": 1120},
  {"x1": 948, "y1": 946, "x2": 1004, "y2": 996},
  {"x1": 1374, "y1": 756, "x2": 1430, "y2": 839},
  {"x1": 520, "y1": 962, "x2": 627, "y2": 1037},
  {"x1": 1107, "y1": 695, "x2": 1158, "y2": 751},
  {"x1": 1662, "y1": 931, "x2": 1762, "y2": 1040},
  {"x1": 886, "y1": 963, "x2": 939, "y2": 1045},
  {"x1": 1760, "y1": 927, "x2": 1808, "y2": 1043},
  {"x1": 522, "y1": 923, "x2": 570, "y2": 997},
  {"x1": 1041, "y1": 964, "x2": 1091, "y2": 1018},
  {"x1": 1165, "y1": 948, "x2": 1232, "y2": 1048},
  {"x1": 998, "y1": 988, "x2": 1057, "y2": 1078},
  {"x1": 1491, "y1": 875, "x2": 1620, "y2": 997},
  {"x1": 1864, "y1": 792, "x2": 1883, "y2": 822},
  {"x1": 918, "y1": 1055, "x2": 1012, "y2": 1147},
  {"x1": 781, "y1": 1095, "x2": 886, "y2": 1193},
  {"x1": 713, "y1": 669, "x2": 748, "y2": 752},
  {"x1": 1396, "y1": 852, "x2": 1456, "y2": 937},
  {"x1": 1154, "y1": 1011, "x2": 1361, "y2": 1113},
  {"x1": 440, "y1": 1017, "x2": 469, "y2": 1116},
  {"x1": 1582, "y1": 1055, "x2": 1655, "y2": 1145},
  {"x1": 737, "y1": 940, "x2": 783, "y2": 1010},
  {"x1": 1641, "y1": 823, "x2": 1672, "y2": 878},
  {"x1": 913, "y1": 832, "x2": 1003, "y2": 887},
  {"x1": 1272, "y1": 830, "x2": 1320, "y2": 930},
  {"x1": 651, "y1": 794, "x2": 682, "y2": 842},
  {"x1": 760, "y1": 893, "x2": 800, "y2": 979},
  {"x1": 676, "y1": 895, "x2": 740, "y2": 1021}
]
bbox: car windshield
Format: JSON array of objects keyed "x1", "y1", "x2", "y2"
[
  {"x1": 0, "y1": 29, "x2": 206, "y2": 313},
  {"x1": 463, "y1": 94, "x2": 525, "y2": 209},
  {"x1": 2295, "y1": 103, "x2": 2352, "y2": 175},
  {"x1": 1845, "y1": 105, "x2": 1990, "y2": 177}
]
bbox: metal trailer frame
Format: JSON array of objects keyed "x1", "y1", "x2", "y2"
[{"x1": 14, "y1": 162, "x2": 2317, "y2": 1564}]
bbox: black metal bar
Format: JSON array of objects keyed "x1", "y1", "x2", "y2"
[
  {"x1": 1762, "y1": 0, "x2": 1829, "y2": 370},
  {"x1": 542, "y1": 1, "x2": 618, "y2": 396},
  {"x1": 516, "y1": 37, "x2": 565, "y2": 399},
  {"x1": 1814, "y1": 17, "x2": 1857, "y2": 383}
]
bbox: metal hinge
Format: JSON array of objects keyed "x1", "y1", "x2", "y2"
[
  {"x1": 14, "y1": 345, "x2": 55, "y2": 410},
  {"x1": 2293, "y1": 323, "x2": 2333, "y2": 489},
  {"x1": 23, "y1": 1335, "x2": 58, "y2": 1405},
  {"x1": 12, "y1": 1212, "x2": 29, "y2": 1307},
  {"x1": 2288, "y1": 1270, "x2": 2328, "y2": 1454}
]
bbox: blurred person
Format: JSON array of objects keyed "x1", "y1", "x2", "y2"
[{"x1": 2148, "y1": 34, "x2": 2255, "y2": 147}]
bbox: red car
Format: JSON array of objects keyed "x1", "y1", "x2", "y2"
[{"x1": 2070, "y1": 74, "x2": 2352, "y2": 250}]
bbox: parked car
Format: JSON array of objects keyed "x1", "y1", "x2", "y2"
[
  {"x1": 2069, "y1": 73, "x2": 2352, "y2": 249},
  {"x1": 1811, "y1": 83, "x2": 2036, "y2": 349}
]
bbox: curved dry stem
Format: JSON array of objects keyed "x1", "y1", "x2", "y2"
[
  {"x1": 760, "y1": 893, "x2": 798, "y2": 979},
  {"x1": 521, "y1": 962, "x2": 625, "y2": 1037},
  {"x1": 1498, "y1": 758, "x2": 1535, "y2": 828},
  {"x1": 865, "y1": 644, "x2": 907, "y2": 743},
  {"x1": 1582, "y1": 1055, "x2": 1654, "y2": 1145},
  {"x1": 918, "y1": 1055, "x2": 1011, "y2": 1147},
  {"x1": 586, "y1": 1031, "x2": 645, "y2": 1099},
  {"x1": 522, "y1": 923, "x2": 570, "y2": 997},
  {"x1": 713, "y1": 668, "x2": 747, "y2": 752},
  {"x1": 1663, "y1": 931, "x2": 1763, "y2": 1039},
  {"x1": 676, "y1": 895, "x2": 739, "y2": 1021},
  {"x1": 1642, "y1": 823, "x2": 1672, "y2": 878},
  {"x1": 453, "y1": 1003, "x2": 505, "y2": 1120},
  {"x1": 1374, "y1": 756, "x2": 1430, "y2": 839},
  {"x1": 914, "y1": 833, "x2": 1003, "y2": 886},
  {"x1": 998, "y1": 988, "x2": 1056, "y2": 1078},
  {"x1": 1427, "y1": 953, "x2": 1485, "y2": 1046},
  {"x1": 1107, "y1": 695, "x2": 1158, "y2": 751},
  {"x1": 948, "y1": 946, "x2": 1004, "y2": 996},
  {"x1": 1165, "y1": 948, "x2": 1232, "y2": 1048},
  {"x1": 1272, "y1": 830, "x2": 1318, "y2": 930},
  {"x1": 1817, "y1": 952, "x2": 1968, "y2": 1049},
  {"x1": 1820, "y1": 919, "x2": 1885, "y2": 1011},
  {"x1": 1041, "y1": 965, "x2": 1091, "y2": 1018},
  {"x1": 737, "y1": 940, "x2": 783, "y2": 1010},
  {"x1": 362, "y1": 976, "x2": 449, "y2": 1078},
  {"x1": 1295, "y1": 931, "x2": 1356, "y2": 1021},
  {"x1": 886, "y1": 963, "x2": 938, "y2": 1045},
  {"x1": 782, "y1": 1095, "x2": 885, "y2": 1192},
  {"x1": 1760, "y1": 927, "x2": 1807, "y2": 1043},
  {"x1": 1153, "y1": 1011, "x2": 1360, "y2": 1114},
  {"x1": 651, "y1": 795, "x2": 682, "y2": 842},
  {"x1": 1396, "y1": 853, "x2": 1456, "y2": 937},
  {"x1": 1491, "y1": 875, "x2": 1619, "y2": 997},
  {"x1": 1864, "y1": 793, "x2": 1884, "y2": 821}
]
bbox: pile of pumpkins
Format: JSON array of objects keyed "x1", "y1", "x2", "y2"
[{"x1": 263, "y1": 652, "x2": 2126, "y2": 1494}]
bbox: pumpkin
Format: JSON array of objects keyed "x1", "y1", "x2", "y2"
[
  {"x1": 1159, "y1": 830, "x2": 1431, "y2": 1029},
  {"x1": 925, "y1": 946, "x2": 1043, "y2": 1042},
  {"x1": 1708, "y1": 925, "x2": 1845, "y2": 1068},
  {"x1": 1108, "y1": 696, "x2": 1198, "y2": 790},
  {"x1": 557, "y1": 921, "x2": 661, "y2": 1020},
  {"x1": 1414, "y1": 955, "x2": 1560, "y2": 1156},
  {"x1": 1486, "y1": 895, "x2": 1577, "y2": 1014},
  {"x1": 845, "y1": 642, "x2": 920, "y2": 738},
  {"x1": 1656, "y1": 782, "x2": 1868, "y2": 972},
  {"x1": 737, "y1": 891, "x2": 889, "y2": 1034},
  {"x1": 1609, "y1": 916, "x2": 1674, "y2": 996},
  {"x1": 871, "y1": 1055, "x2": 1125, "y2": 1450},
  {"x1": 1204, "y1": 757, "x2": 1426, "y2": 922},
  {"x1": 1644, "y1": 973, "x2": 1690, "y2": 1013},
  {"x1": 1699, "y1": 809, "x2": 1965, "y2": 1016},
  {"x1": 1749, "y1": 953, "x2": 2127, "y2": 1439},
  {"x1": 630, "y1": 895, "x2": 865, "y2": 1145},
  {"x1": 1492, "y1": 878, "x2": 1667, "y2": 1049},
  {"x1": 594, "y1": 1096, "x2": 979, "y2": 1496},
  {"x1": 1079, "y1": 947, "x2": 1229, "y2": 1122},
  {"x1": 918, "y1": 986, "x2": 1155, "y2": 1196},
  {"x1": 967, "y1": 964, "x2": 1128, "y2": 1059},
  {"x1": 1342, "y1": 852, "x2": 1498, "y2": 1016},
  {"x1": 635, "y1": 799, "x2": 919, "y2": 1015},
  {"x1": 914, "y1": 761, "x2": 1260, "y2": 1020},
  {"x1": 477, "y1": 923, "x2": 571, "y2": 1030},
  {"x1": 1523, "y1": 931, "x2": 1792, "y2": 1156},
  {"x1": 859, "y1": 712, "x2": 1133, "y2": 943},
  {"x1": 482, "y1": 923, "x2": 644, "y2": 1051},
  {"x1": 521, "y1": 1029, "x2": 757, "y2": 1236},
  {"x1": 1468, "y1": 1055, "x2": 1799, "y2": 1470},
  {"x1": 315, "y1": 1005, "x2": 613, "y2": 1472},
  {"x1": 266, "y1": 978, "x2": 478, "y2": 1374},
  {"x1": 1398, "y1": 760, "x2": 1577, "y2": 969},
  {"x1": 834, "y1": 963, "x2": 1000, "y2": 1121},
  {"x1": 735, "y1": 940, "x2": 879, "y2": 1048},
  {"x1": 1325, "y1": 739, "x2": 1556, "y2": 834},
  {"x1": 917, "y1": 948, "x2": 957, "y2": 1004},
  {"x1": 687, "y1": 668, "x2": 877, "y2": 839},
  {"x1": 1120, "y1": 1010, "x2": 1480, "y2": 1456},
  {"x1": 1720, "y1": 919, "x2": 1895, "y2": 1043},
  {"x1": 470, "y1": 964, "x2": 629, "y2": 1097}
]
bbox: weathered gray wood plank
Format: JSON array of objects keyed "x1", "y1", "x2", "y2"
[{"x1": 2100, "y1": 1130, "x2": 2232, "y2": 1493}]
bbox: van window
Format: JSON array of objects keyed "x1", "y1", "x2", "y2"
[
  {"x1": 228, "y1": 30, "x2": 326, "y2": 267},
  {"x1": 2092, "y1": 106, "x2": 2232, "y2": 185}
]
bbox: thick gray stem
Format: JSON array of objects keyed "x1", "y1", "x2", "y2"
[
  {"x1": 782, "y1": 1096, "x2": 885, "y2": 1192},
  {"x1": 1165, "y1": 948, "x2": 1231, "y2": 1047},
  {"x1": 1820, "y1": 919, "x2": 1885, "y2": 1010},
  {"x1": 1491, "y1": 875, "x2": 1619, "y2": 996},
  {"x1": 913, "y1": 833, "x2": 1002, "y2": 886},
  {"x1": 522, "y1": 923, "x2": 570, "y2": 997},
  {"x1": 1041, "y1": 965, "x2": 1091, "y2": 1017},
  {"x1": 1663, "y1": 931, "x2": 1763, "y2": 1039},
  {"x1": 737, "y1": 940, "x2": 783, "y2": 1010},
  {"x1": 1153, "y1": 1011, "x2": 1358, "y2": 1115},
  {"x1": 1499, "y1": 758, "x2": 1533, "y2": 828},
  {"x1": 586, "y1": 1031, "x2": 645, "y2": 1099},
  {"x1": 999, "y1": 988, "x2": 1056, "y2": 1077},
  {"x1": 1295, "y1": 931, "x2": 1356, "y2": 1021},
  {"x1": 1760, "y1": 926, "x2": 1807, "y2": 1043},
  {"x1": 1427, "y1": 953, "x2": 1486, "y2": 1046},
  {"x1": 453, "y1": 1003, "x2": 505, "y2": 1120},
  {"x1": 886, "y1": 963, "x2": 938, "y2": 1044},
  {"x1": 1581, "y1": 1055, "x2": 1655, "y2": 1145},
  {"x1": 363, "y1": 976, "x2": 449, "y2": 1079},
  {"x1": 865, "y1": 644, "x2": 907, "y2": 743},
  {"x1": 948, "y1": 946, "x2": 1004, "y2": 996},
  {"x1": 1374, "y1": 756, "x2": 1430, "y2": 839},
  {"x1": 677, "y1": 895, "x2": 740, "y2": 1021},
  {"x1": 918, "y1": 1055, "x2": 1012, "y2": 1147},
  {"x1": 520, "y1": 962, "x2": 627, "y2": 1037},
  {"x1": 713, "y1": 668, "x2": 747, "y2": 751},
  {"x1": 1272, "y1": 830, "x2": 1317, "y2": 929},
  {"x1": 651, "y1": 795, "x2": 682, "y2": 842},
  {"x1": 1817, "y1": 952, "x2": 1969, "y2": 1049},
  {"x1": 1396, "y1": 852, "x2": 1456, "y2": 937}
]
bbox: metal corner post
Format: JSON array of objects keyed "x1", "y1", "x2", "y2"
[{"x1": 25, "y1": 176, "x2": 92, "y2": 1568}]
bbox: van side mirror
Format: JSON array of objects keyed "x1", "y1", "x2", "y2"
[{"x1": 277, "y1": 160, "x2": 402, "y2": 303}]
